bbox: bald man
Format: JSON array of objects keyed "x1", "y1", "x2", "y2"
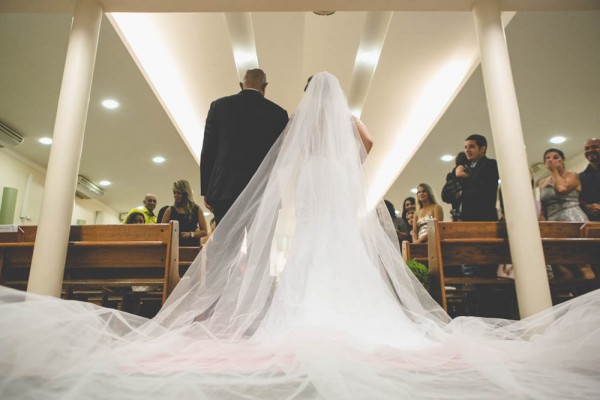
[
  {"x1": 122, "y1": 194, "x2": 157, "y2": 224},
  {"x1": 579, "y1": 138, "x2": 600, "y2": 221},
  {"x1": 200, "y1": 69, "x2": 288, "y2": 224}
]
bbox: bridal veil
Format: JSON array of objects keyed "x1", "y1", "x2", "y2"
[{"x1": 1, "y1": 72, "x2": 599, "y2": 399}]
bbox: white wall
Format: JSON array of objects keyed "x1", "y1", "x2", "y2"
[{"x1": 0, "y1": 149, "x2": 120, "y2": 225}]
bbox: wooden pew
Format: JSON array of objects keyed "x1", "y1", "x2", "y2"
[
  {"x1": 427, "y1": 220, "x2": 600, "y2": 314},
  {"x1": 581, "y1": 222, "x2": 600, "y2": 238},
  {"x1": 401, "y1": 241, "x2": 427, "y2": 265},
  {"x1": 0, "y1": 222, "x2": 179, "y2": 311},
  {"x1": 179, "y1": 246, "x2": 201, "y2": 276}
]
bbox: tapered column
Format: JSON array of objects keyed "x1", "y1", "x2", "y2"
[
  {"x1": 473, "y1": 0, "x2": 552, "y2": 317},
  {"x1": 28, "y1": 0, "x2": 103, "y2": 297}
]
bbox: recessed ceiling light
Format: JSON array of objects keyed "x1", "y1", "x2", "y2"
[
  {"x1": 38, "y1": 137, "x2": 53, "y2": 145},
  {"x1": 152, "y1": 156, "x2": 166, "y2": 164},
  {"x1": 441, "y1": 154, "x2": 454, "y2": 162},
  {"x1": 102, "y1": 99, "x2": 119, "y2": 109},
  {"x1": 98, "y1": 180, "x2": 111, "y2": 187},
  {"x1": 203, "y1": 211, "x2": 212, "y2": 217},
  {"x1": 550, "y1": 136, "x2": 566, "y2": 144},
  {"x1": 410, "y1": 188, "x2": 418, "y2": 194}
]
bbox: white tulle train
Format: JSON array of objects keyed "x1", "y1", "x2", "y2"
[{"x1": 1, "y1": 72, "x2": 599, "y2": 399}]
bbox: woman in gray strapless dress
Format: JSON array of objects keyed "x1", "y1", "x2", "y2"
[
  {"x1": 540, "y1": 185, "x2": 588, "y2": 222},
  {"x1": 539, "y1": 148, "x2": 593, "y2": 279}
]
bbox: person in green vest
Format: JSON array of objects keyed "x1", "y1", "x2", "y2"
[{"x1": 122, "y1": 194, "x2": 157, "y2": 224}]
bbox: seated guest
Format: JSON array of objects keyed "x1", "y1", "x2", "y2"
[
  {"x1": 161, "y1": 180, "x2": 208, "y2": 246},
  {"x1": 125, "y1": 212, "x2": 145, "y2": 224},
  {"x1": 412, "y1": 183, "x2": 443, "y2": 244},
  {"x1": 122, "y1": 194, "x2": 158, "y2": 224}
]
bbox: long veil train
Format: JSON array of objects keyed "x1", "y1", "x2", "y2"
[{"x1": 1, "y1": 72, "x2": 600, "y2": 399}]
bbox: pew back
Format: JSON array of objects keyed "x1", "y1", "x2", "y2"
[
  {"x1": 0, "y1": 222, "x2": 179, "y2": 305},
  {"x1": 427, "y1": 220, "x2": 600, "y2": 312},
  {"x1": 179, "y1": 246, "x2": 201, "y2": 276},
  {"x1": 401, "y1": 241, "x2": 427, "y2": 264}
]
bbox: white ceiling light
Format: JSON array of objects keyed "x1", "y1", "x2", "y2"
[
  {"x1": 440, "y1": 154, "x2": 454, "y2": 162},
  {"x1": 152, "y1": 156, "x2": 166, "y2": 164},
  {"x1": 38, "y1": 137, "x2": 53, "y2": 145},
  {"x1": 102, "y1": 99, "x2": 120, "y2": 109},
  {"x1": 410, "y1": 188, "x2": 418, "y2": 194},
  {"x1": 550, "y1": 136, "x2": 566, "y2": 144},
  {"x1": 98, "y1": 180, "x2": 111, "y2": 187}
]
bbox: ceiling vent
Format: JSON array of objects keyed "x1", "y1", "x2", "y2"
[
  {"x1": 0, "y1": 120, "x2": 24, "y2": 147},
  {"x1": 76, "y1": 176, "x2": 104, "y2": 199}
]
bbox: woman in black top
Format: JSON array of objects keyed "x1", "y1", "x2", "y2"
[{"x1": 161, "y1": 180, "x2": 208, "y2": 246}]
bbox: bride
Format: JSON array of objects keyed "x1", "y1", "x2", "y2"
[{"x1": 1, "y1": 72, "x2": 599, "y2": 399}]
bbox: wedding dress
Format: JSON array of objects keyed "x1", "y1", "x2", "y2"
[{"x1": 1, "y1": 72, "x2": 599, "y2": 399}]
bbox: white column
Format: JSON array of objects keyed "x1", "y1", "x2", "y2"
[
  {"x1": 472, "y1": 0, "x2": 552, "y2": 317},
  {"x1": 27, "y1": 0, "x2": 103, "y2": 297}
]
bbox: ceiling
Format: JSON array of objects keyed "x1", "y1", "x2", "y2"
[{"x1": 0, "y1": 3, "x2": 599, "y2": 218}]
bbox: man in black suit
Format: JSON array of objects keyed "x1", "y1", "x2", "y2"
[
  {"x1": 457, "y1": 134, "x2": 499, "y2": 280},
  {"x1": 458, "y1": 134, "x2": 499, "y2": 222},
  {"x1": 200, "y1": 69, "x2": 289, "y2": 224}
]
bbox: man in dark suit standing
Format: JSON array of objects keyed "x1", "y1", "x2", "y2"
[
  {"x1": 457, "y1": 134, "x2": 499, "y2": 279},
  {"x1": 200, "y1": 69, "x2": 289, "y2": 224},
  {"x1": 458, "y1": 134, "x2": 499, "y2": 222}
]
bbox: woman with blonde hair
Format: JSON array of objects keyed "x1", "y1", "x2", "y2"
[
  {"x1": 412, "y1": 183, "x2": 444, "y2": 244},
  {"x1": 161, "y1": 180, "x2": 208, "y2": 246}
]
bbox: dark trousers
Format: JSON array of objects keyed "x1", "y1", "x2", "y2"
[{"x1": 210, "y1": 199, "x2": 236, "y2": 225}]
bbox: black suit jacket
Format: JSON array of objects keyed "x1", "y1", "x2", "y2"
[
  {"x1": 200, "y1": 90, "x2": 288, "y2": 202},
  {"x1": 461, "y1": 156, "x2": 499, "y2": 221}
]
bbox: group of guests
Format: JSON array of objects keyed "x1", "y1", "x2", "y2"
[
  {"x1": 124, "y1": 64, "x2": 598, "y2": 282},
  {"x1": 388, "y1": 135, "x2": 600, "y2": 280},
  {"x1": 122, "y1": 180, "x2": 213, "y2": 247},
  {"x1": 386, "y1": 184, "x2": 443, "y2": 246}
]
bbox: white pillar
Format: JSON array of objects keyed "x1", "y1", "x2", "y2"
[
  {"x1": 472, "y1": 0, "x2": 552, "y2": 317},
  {"x1": 27, "y1": 0, "x2": 103, "y2": 297}
]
